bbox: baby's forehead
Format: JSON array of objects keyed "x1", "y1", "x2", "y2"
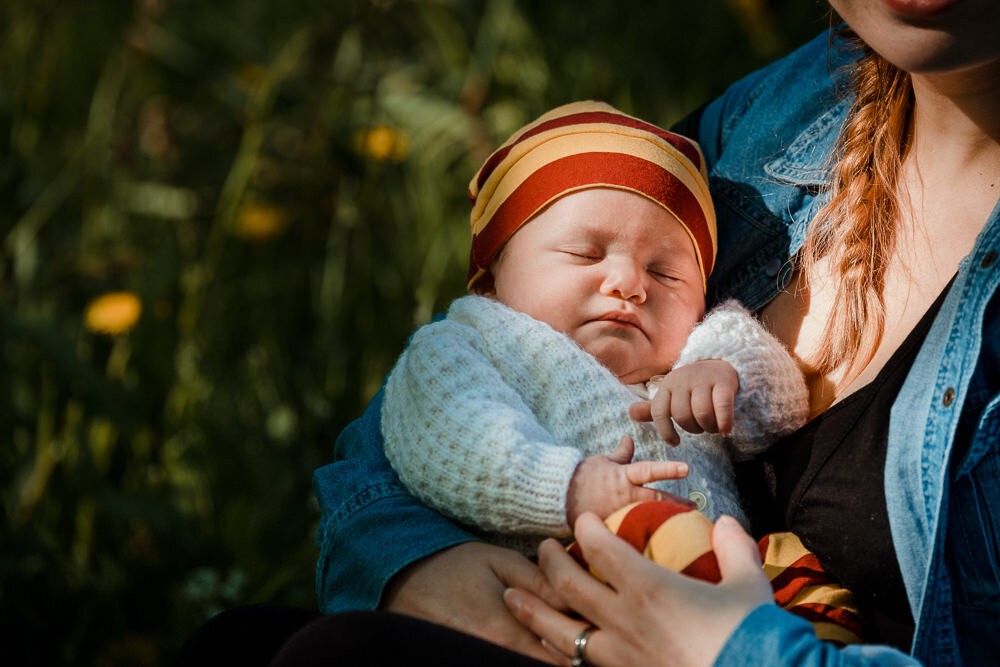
[{"x1": 534, "y1": 189, "x2": 694, "y2": 245}]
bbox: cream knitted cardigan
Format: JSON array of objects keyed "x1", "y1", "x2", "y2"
[{"x1": 382, "y1": 295, "x2": 807, "y2": 556}]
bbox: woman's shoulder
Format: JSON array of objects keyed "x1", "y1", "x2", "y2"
[{"x1": 697, "y1": 29, "x2": 859, "y2": 172}]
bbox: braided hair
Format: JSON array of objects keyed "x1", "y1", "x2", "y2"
[{"x1": 798, "y1": 33, "x2": 913, "y2": 378}]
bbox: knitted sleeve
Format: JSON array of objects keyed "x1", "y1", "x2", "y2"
[
  {"x1": 380, "y1": 299, "x2": 583, "y2": 538},
  {"x1": 673, "y1": 299, "x2": 808, "y2": 459}
]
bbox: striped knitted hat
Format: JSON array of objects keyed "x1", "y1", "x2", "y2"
[
  {"x1": 466, "y1": 100, "x2": 716, "y2": 291},
  {"x1": 568, "y1": 500, "x2": 865, "y2": 647},
  {"x1": 568, "y1": 499, "x2": 721, "y2": 583}
]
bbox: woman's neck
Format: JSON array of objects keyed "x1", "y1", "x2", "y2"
[
  {"x1": 900, "y1": 58, "x2": 1000, "y2": 263},
  {"x1": 909, "y1": 57, "x2": 1000, "y2": 176}
]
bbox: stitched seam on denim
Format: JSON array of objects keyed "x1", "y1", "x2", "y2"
[
  {"x1": 764, "y1": 101, "x2": 848, "y2": 185},
  {"x1": 914, "y1": 222, "x2": 1000, "y2": 656},
  {"x1": 315, "y1": 481, "x2": 409, "y2": 609},
  {"x1": 922, "y1": 244, "x2": 1000, "y2": 529},
  {"x1": 720, "y1": 75, "x2": 771, "y2": 150},
  {"x1": 712, "y1": 178, "x2": 787, "y2": 236}
]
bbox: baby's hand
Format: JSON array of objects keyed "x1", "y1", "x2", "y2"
[
  {"x1": 629, "y1": 359, "x2": 739, "y2": 445},
  {"x1": 565, "y1": 435, "x2": 692, "y2": 527}
]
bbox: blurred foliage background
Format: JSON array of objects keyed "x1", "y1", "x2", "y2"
[{"x1": 1, "y1": 0, "x2": 830, "y2": 664}]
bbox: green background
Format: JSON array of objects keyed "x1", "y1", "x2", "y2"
[{"x1": 1, "y1": 1, "x2": 830, "y2": 664}]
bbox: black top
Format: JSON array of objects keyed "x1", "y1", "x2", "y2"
[{"x1": 738, "y1": 286, "x2": 950, "y2": 651}]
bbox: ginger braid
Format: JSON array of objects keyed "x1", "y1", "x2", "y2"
[{"x1": 798, "y1": 36, "x2": 913, "y2": 378}]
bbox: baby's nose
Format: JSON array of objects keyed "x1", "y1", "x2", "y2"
[{"x1": 601, "y1": 261, "x2": 646, "y2": 302}]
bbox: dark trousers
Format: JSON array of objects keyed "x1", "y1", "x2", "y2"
[{"x1": 175, "y1": 606, "x2": 550, "y2": 666}]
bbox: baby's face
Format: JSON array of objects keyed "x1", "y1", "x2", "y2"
[{"x1": 487, "y1": 189, "x2": 706, "y2": 384}]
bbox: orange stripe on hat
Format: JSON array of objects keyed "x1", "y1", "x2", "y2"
[{"x1": 467, "y1": 101, "x2": 716, "y2": 292}]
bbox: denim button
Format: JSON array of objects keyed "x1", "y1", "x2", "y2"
[
  {"x1": 982, "y1": 250, "x2": 998, "y2": 269},
  {"x1": 943, "y1": 387, "x2": 956, "y2": 407},
  {"x1": 764, "y1": 258, "x2": 782, "y2": 277},
  {"x1": 689, "y1": 490, "x2": 707, "y2": 511}
]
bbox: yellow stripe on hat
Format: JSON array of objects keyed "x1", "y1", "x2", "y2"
[
  {"x1": 645, "y1": 509, "x2": 715, "y2": 572},
  {"x1": 466, "y1": 101, "x2": 716, "y2": 291},
  {"x1": 472, "y1": 130, "x2": 711, "y2": 236}
]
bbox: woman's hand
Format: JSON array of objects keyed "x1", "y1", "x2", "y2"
[
  {"x1": 504, "y1": 513, "x2": 774, "y2": 667},
  {"x1": 381, "y1": 541, "x2": 567, "y2": 663}
]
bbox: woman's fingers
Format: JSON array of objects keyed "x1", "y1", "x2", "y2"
[
  {"x1": 517, "y1": 516, "x2": 772, "y2": 667},
  {"x1": 571, "y1": 513, "x2": 666, "y2": 593},
  {"x1": 505, "y1": 537, "x2": 617, "y2": 664},
  {"x1": 381, "y1": 541, "x2": 564, "y2": 663},
  {"x1": 490, "y1": 542, "x2": 568, "y2": 612},
  {"x1": 712, "y1": 516, "x2": 771, "y2": 599},
  {"x1": 534, "y1": 535, "x2": 619, "y2": 628},
  {"x1": 503, "y1": 587, "x2": 592, "y2": 665}
]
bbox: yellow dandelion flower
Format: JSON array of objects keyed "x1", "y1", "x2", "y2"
[
  {"x1": 354, "y1": 125, "x2": 408, "y2": 162},
  {"x1": 235, "y1": 203, "x2": 287, "y2": 241},
  {"x1": 85, "y1": 292, "x2": 143, "y2": 335}
]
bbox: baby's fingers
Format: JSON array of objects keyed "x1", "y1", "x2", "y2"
[
  {"x1": 629, "y1": 401, "x2": 653, "y2": 422},
  {"x1": 624, "y1": 460, "x2": 689, "y2": 486},
  {"x1": 607, "y1": 435, "x2": 636, "y2": 464},
  {"x1": 713, "y1": 384, "x2": 736, "y2": 435},
  {"x1": 690, "y1": 385, "x2": 719, "y2": 433},
  {"x1": 650, "y1": 389, "x2": 680, "y2": 445}
]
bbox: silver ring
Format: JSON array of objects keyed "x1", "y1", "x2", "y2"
[{"x1": 570, "y1": 626, "x2": 595, "y2": 667}]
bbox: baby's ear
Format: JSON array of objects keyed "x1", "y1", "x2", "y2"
[
  {"x1": 470, "y1": 269, "x2": 497, "y2": 297},
  {"x1": 470, "y1": 282, "x2": 495, "y2": 298}
]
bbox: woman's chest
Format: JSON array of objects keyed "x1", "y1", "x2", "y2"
[{"x1": 761, "y1": 226, "x2": 973, "y2": 413}]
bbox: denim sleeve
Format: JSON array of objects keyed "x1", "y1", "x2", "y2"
[
  {"x1": 313, "y1": 388, "x2": 476, "y2": 612},
  {"x1": 715, "y1": 605, "x2": 919, "y2": 667}
]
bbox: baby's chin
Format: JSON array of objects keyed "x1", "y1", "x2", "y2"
[{"x1": 586, "y1": 342, "x2": 660, "y2": 385}]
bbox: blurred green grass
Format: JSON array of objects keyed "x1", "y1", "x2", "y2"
[{"x1": 0, "y1": 1, "x2": 829, "y2": 664}]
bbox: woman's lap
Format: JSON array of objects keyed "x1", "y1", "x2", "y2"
[{"x1": 176, "y1": 606, "x2": 550, "y2": 667}]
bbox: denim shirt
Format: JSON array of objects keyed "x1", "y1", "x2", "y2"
[{"x1": 314, "y1": 29, "x2": 1000, "y2": 665}]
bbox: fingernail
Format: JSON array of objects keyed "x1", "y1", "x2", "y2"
[
  {"x1": 716, "y1": 515, "x2": 737, "y2": 528},
  {"x1": 503, "y1": 588, "x2": 521, "y2": 612},
  {"x1": 677, "y1": 463, "x2": 688, "y2": 475}
]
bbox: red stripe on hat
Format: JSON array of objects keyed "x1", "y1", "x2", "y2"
[
  {"x1": 768, "y1": 556, "x2": 834, "y2": 607},
  {"x1": 679, "y1": 550, "x2": 722, "y2": 583},
  {"x1": 614, "y1": 500, "x2": 694, "y2": 553},
  {"x1": 471, "y1": 152, "x2": 713, "y2": 277},
  {"x1": 770, "y1": 569, "x2": 836, "y2": 607},
  {"x1": 474, "y1": 111, "x2": 702, "y2": 194}
]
